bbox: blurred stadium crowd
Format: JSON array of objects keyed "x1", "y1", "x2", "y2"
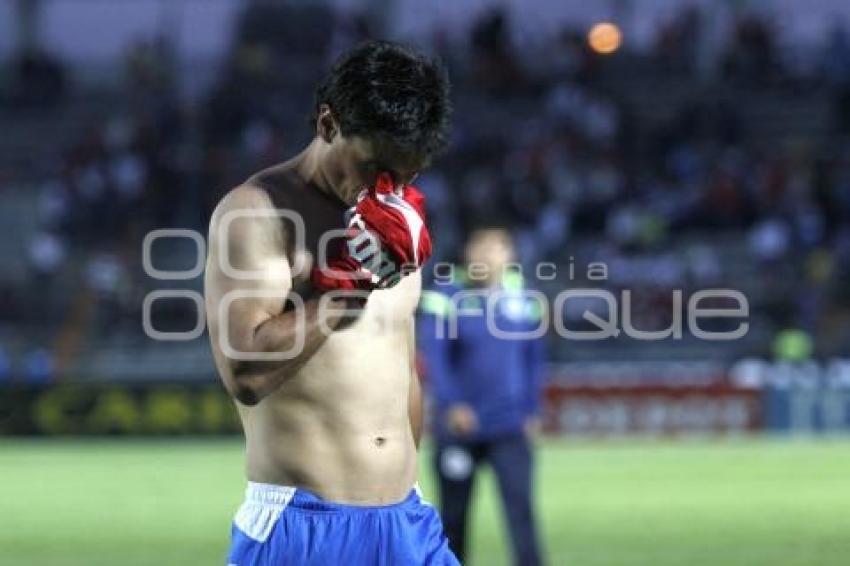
[{"x1": 1, "y1": 2, "x2": 850, "y2": 383}]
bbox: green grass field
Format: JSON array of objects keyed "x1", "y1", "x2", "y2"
[{"x1": 1, "y1": 437, "x2": 849, "y2": 566}]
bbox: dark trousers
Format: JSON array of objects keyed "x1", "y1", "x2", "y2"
[{"x1": 434, "y1": 433, "x2": 542, "y2": 566}]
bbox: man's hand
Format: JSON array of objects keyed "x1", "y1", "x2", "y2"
[
  {"x1": 524, "y1": 416, "x2": 542, "y2": 439},
  {"x1": 311, "y1": 173, "x2": 432, "y2": 292},
  {"x1": 446, "y1": 403, "x2": 478, "y2": 436}
]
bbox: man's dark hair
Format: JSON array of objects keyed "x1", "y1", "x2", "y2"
[{"x1": 313, "y1": 40, "x2": 452, "y2": 156}]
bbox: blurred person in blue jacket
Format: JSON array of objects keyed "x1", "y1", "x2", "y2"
[{"x1": 418, "y1": 225, "x2": 546, "y2": 566}]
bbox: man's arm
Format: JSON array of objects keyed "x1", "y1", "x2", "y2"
[
  {"x1": 205, "y1": 185, "x2": 359, "y2": 406},
  {"x1": 407, "y1": 317, "x2": 423, "y2": 448},
  {"x1": 417, "y1": 289, "x2": 478, "y2": 436},
  {"x1": 522, "y1": 333, "x2": 547, "y2": 436},
  {"x1": 416, "y1": 290, "x2": 463, "y2": 407},
  {"x1": 523, "y1": 299, "x2": 548, "y2": 436}
]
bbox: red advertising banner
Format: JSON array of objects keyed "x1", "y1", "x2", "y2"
[{"x1": 543, "y1": 383, "x2": 761, "y2": 435}]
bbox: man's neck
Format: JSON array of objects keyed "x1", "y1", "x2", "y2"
[
  {"x1": 293, "y1": 138, "x2": 354, "y2": 205},
  {"x1": 468, "y1": 275, "x2": 502, "y2": 289}
]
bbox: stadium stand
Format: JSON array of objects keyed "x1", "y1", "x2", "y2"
[{"x1": 1, "y1": 2, "x2": 849, "y2": 385}]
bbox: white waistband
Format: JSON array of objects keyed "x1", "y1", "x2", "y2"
[
  {"x1": 235, "y1": 481, "x2": 425, "y2": 544},
  {"x1": 244, "y1": 481, "x2": 425, "y2": 506},
  {"x1": 245, "y1": 482, "x2": 297, "y2": 506}
]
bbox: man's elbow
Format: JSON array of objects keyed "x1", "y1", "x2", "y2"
[
  {"x1": 231, "y1": 382, "x2": 262, "y2": 406},
  {"x1": 223, "y1": 349, "x2": 297, "y2": 406},
  {"x1": 226, "y1": 364, "x2": 267, "y2": 406}
]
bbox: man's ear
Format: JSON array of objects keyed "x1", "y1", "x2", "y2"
[{"x1": 316, "y1": 105, "x2": 338, "y2": 143}]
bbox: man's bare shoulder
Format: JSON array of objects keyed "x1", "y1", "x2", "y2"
[
  {"x1": 213, "y1": 163, "x2": 299, "y2": 212},
  {"x1": 207, "y1": 168, "x2": 305, "y2": 273},
  {"x1": 210, "y1": 165, "x2": 304, "y2": 229},
  {"x1": 245, "y1": 161, "x2": 303, "y2": 193},
  {"x1": 213, "y1": 184, "x2": 273, "y2": 219}
]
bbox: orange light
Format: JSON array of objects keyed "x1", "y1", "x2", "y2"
[{"x1": 587, "y1": 22, "x2": 622, "y2": 54}]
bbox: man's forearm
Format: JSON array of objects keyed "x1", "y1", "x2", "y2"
[
  {"x1": 229, "y1": 295, "x2": 362, "y2": 404},
  {"x1": 409, "y1": 372, "x2": 423, "y2": 448}
]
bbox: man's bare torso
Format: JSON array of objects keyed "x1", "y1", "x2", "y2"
[{"x1": 205, "y1": 162, "x2": 421, "y2": 505}]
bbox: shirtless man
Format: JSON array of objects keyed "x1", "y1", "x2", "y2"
[{"x1": 204, "y1": 41, "x2": 458, "y2": 565}]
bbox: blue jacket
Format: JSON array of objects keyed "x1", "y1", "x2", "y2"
[{"x1": 417, "y1": 271, "x2": 547, "y2": 440}]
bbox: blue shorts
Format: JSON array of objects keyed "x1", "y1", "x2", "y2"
[{"x1": 227, "y1": 482, "x2": 460, "y2": 566}]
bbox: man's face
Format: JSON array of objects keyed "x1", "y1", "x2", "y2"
[
  {"x1": 330, "y1": 134, "x2": 429, "y2": 203},
  {"x1": 465, "y1": 229, "x2": 516, "y2": 277}
]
